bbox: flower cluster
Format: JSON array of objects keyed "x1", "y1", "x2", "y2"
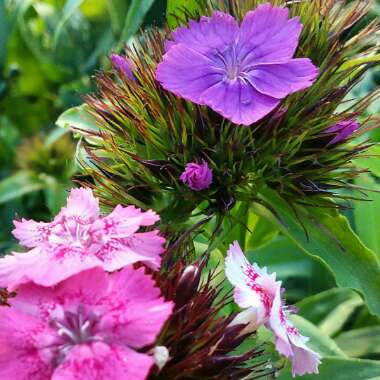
[
  {"x1": 69, "y1": 0, "x2": 377, "y2": 228},
  {"x1": 0, "y1": 188, "x2": 173, "y2": 379},
  {"x1": 0, "y1": 187, "x2": 321, "y2": 379},
  {"x1": 225, "y1": 241, "x2": 320, "y2": 377},
  {"x1": 0, "y1": 188, "x2": 292, "y2": 379},
  {"x1": 10, "y1": 0, "x2": 378, "y2": 378}
]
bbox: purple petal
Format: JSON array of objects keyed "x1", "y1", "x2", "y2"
[
  {"x1": 247, "y1": 59, "x2": 319, "y2": 99},
  {"x1": 157, "y1": 6, "x2": 318, "y2": 126},
  {"x1": 326, "y1": 119, "x2": 360, "y2": 145},
  {"x1": 111, "y1": 54, "x2": 135, "y2": 81},
  {"x1": 166, "y1": 12, "x2": 239, "y2": 54},
  {"x1": 156, "y1": 44, "x2": 222, "y2": 104},
  {"x1": 238, "y1": 3, "x2": 303, "y2": 65},
  {"x1": 199, "y1": 80, "x2": 280, "y2": 125}
]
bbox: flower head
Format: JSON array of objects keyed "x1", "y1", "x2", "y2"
[
  {"x1": 326, "y1": 119, "x2": 360, "y2": 145},
  {"x1": 0, "y1": 267, "x2": 173, "y2": 380},
  {"x1": 156, "y1": 4, "x2": 318, "y2": 126},
  {"x1": 180, "y1": 160, "x2": 213, "y2": 191},
  {"x1": 150, "y1": 258, "x2": 276, "y2": 379},
  {"x1": 225, "y1": 241, "x2": 320, "y2": 377},
  {"x1": 0, "y1": 188, "x2": 164, "y2": 289},
  {"x1": 111, "y1": 53, "x2": 135, "y2": 81}
]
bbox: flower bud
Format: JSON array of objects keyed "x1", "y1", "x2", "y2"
[
  {"x1": 174, "y1": 264, "x2": 201, "y2": 307},
  {"x1": 180, "y1": 160, "x2": 213, "y2": 191}
]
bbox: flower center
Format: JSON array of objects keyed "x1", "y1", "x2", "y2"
[
  {"x1": 48, "y1": 217, "x2": 93, "y2": 252},
  {"x1": 49, "y1": 306, "x2": 102, "y2": 366},
  {"x1": 214, "y1": 44, "x2": 242, "y2": 82},
  {"x1": 51, "y1": 306, "x2": 99, "y2": 345}
]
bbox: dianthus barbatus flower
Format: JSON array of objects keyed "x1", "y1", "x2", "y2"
[
  {"x1": 0, "y1": 188, "x2": 164, "y2": 289},
  {"x1": 0, "y1": 267, "x2": 173, "y2": 379},
  {"x1": 180, "y1": 160, "x2": 213, "y2": 191},
  {"x1": 149, "y1": 259, "x2": 276, "y2": 379},
  {"x1": 225, "y1": 241, "x2": 320, "y2": 377},
  {"x1": 326, "y1": 119, "x2": 360, "y2": 145},
  {"x1": 156, "y1": 3, "x2": 318, "y2": 126}
]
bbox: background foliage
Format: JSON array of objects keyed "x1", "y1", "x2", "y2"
[
  {"x1": 0, "y1": 0, "x2": 167, "y2": 252},
  {"x1": 1, "y1": 0, "x2": 380, "y2": 378}
]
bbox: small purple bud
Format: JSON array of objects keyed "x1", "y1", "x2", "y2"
[
  {"x1": 110, "y1": 54, "x2": 135, "y2": 81},
  {"x1": 180, "y1": 160, "x2": 213, "y2": 191},
  {"x1": 326, "y1": 119, "x2": 360, "y2": 145}
]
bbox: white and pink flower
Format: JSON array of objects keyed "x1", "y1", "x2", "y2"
[
  {"x1": 0, "y1": 188, "x2": 165, "y2": 289},
  {"x1": 225, "y1": 241, "x2": 320, "y2": 377},
  {"x1": 0, "y1": 267, "x2": 173, "y2": 379}
]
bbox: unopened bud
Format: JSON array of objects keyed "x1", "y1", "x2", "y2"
[{"x1": 175, "y1": 265, "x2": 201, "y2": 307}]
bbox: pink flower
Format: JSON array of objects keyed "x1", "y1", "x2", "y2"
[
  {"x1": 0, "y1": 267, "x2": 173, "y2": 380},
  {"x1": 225, "y1": 241, "x2": 320, "y2": 377},
  {"x1": 180, "y1": 160, "x2": 213, "y2": 191},
  {"x1": 0, "y1": 188, "x2": 165, "y2": 289}
]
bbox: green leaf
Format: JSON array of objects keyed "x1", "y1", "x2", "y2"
[
  {"x1": 278, "y1": 356, "x2": 380, "y2": 380},
  {"x1": 105, "y1": 0, "x2": 130, "y2": 34},
  {"x1": 246, "y1": 214, "x2": 278, "y2": 250},
  {"x1": 41, "y1": 176, "x2": 70, "y2": 215},
  {"x1": 255, "y1": 188, "x2": 380, "y2": 318},
  {"x1": 120, "y1": 0, "x2": 155, "y2": 43},
  {"x1": 297, "y1": 288, "x2": 362, "y2": 327},
  {"x1": 56, "y1": 104, "x2": 99, "y2": 133},
  {"x1": 354, "y1": 174, "x2": 380, "y2": 258},
  {"x1": 0, "y1": 171, "x2": 44, "y2": 204},
  {"x1": 248, "y1": 236, "x2": 314, "y2": 280},
  {"x1": 339, "y1": 54, "x2": 380, "y2": 71},
  {"x1": 53, "y1": 0, "x2": 85, "y2": 49},
  {"x1": 318, "y1": 296, "x2": 364, "y2": 337},
  {"x1": 336, "y1": 326, "x2": 380, "y2": 358},
  {"x1": 354, "y1": 146, "x2": 380, "y2": 178},
  {"x1": 0, "y1": 0, "x2": 10, "y2": 70},
  {"x1": 166, "y1": 0, "x2": 199, "y2": 27},
  {"x1": 289, "y1": 315, "x2": 346, "y2": 357}
]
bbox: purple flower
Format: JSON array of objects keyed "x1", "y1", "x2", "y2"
[
  {"x1": 180, "y1": 160, "x2": 213, "y2": 191},
  {"x1": 111, "y1": 54, "x2": 135, "y2": 81},
  {"x1": 156, "y1": 3, "x2": 318, "y2": 126},
  {"x1": 326, "y1": 119, "x2": 360, "y2": 145}
]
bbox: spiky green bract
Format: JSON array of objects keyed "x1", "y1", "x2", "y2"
[
  {"x1": 75, "y1": 0, "x2": 379, "y2": 228},
  {"x1": 148, "y1": 255, "x2": 276, "y2": 379}
]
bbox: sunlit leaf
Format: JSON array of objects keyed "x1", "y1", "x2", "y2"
[
  {"x1": 255, "y1": 188, "x2": 380, "y2": 318},
  {"x1": 354, "y1": 146, "x2": 380, "y2": 178},
  {"x1": 278, "y1": 356, "x2": 380, "y2": 380},
  {"x1": 354, "y1": 174, "x2": 380, "y2": 259},
  {"x1": 166, "y1": 0, "x2": 199, "y2": 27},
  {"x1": 336, "y1": 326, "x2": 380, "y2": 358}
]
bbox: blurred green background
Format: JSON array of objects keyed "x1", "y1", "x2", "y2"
[
  {"x1": 0, "y1": 0, "x2": 168, "y2": 252},
  {"x1": 0, "y1": 0, "x2": 380, "y2": 377}
]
